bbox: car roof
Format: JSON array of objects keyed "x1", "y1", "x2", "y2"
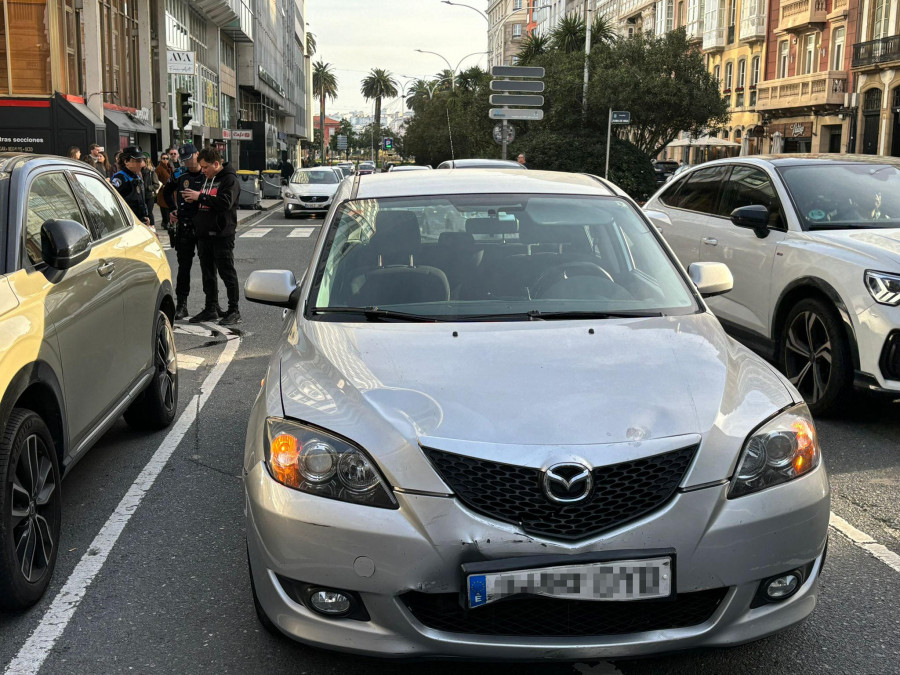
[
  {"x1": 698, "y1": 154, "x2": 900, "y2": 168},
  {"x1": 440, "y1": 159, "x2": 525, "y2": 169},
  {"x1": 0, "y1": 153, "x2": 103, "y2": 174},
  {"x1": 354, "y1": 169, "x2": 617, "y2": 199}
]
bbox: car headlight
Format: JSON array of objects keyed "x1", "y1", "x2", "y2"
[
  {"x1": 865, "y1": 270, "x2": 900, "y2": 306},
  {"x1": 729, "y1": 404, "x2": 820, "y2": 498},
  {"x1": 264, "y1": 418, "x2": 397, "y2": 509}
]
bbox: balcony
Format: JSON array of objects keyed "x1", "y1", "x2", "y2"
[
  {"x1": 618, "y1": 0, "x2": 656, "y2": 20},
  {"x1": 853, "y1": 35, "x2": 900, "y2": 69},
  {"x1": 684, "y1": 19, "x2": 704, "y2": 42},
  {"x1": 754, "y1": 71, "x2": 848, "y2": 112},
  {"x1": 703, "y1": 25, "x2": 726, "y2": 50},
  {"x1": 775, "y1": 0, "x2": 827, "y2": 33},
  {"x1": 739, "y1": 13, "x2": 767, "y2": 41}
]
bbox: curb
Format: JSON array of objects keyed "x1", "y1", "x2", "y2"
[{"x1": 237, "y1": 200, "x2": 282, "y2": 230}]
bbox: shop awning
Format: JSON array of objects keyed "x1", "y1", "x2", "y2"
[
  {"x1": 70, "y1": 101, "x2": 105, "y2": 128},
  {"x1": 104, "y1": 109, "x2": 156, "y2": 135}
]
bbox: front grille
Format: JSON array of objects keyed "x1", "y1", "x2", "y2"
[
  {"x1": 301, "y1": 195, "x2": 329, "y2": 203},
  {"x1": 423, "y1": 445, "x2": 696, "y2": 540},
  {"x1": 401, "y1": 588, "x2": 727, "y2": 636}
]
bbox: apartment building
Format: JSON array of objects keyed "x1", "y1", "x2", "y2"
[
  {"x1": 488, "y1": 0, "x2": 529, "y2": 67},
  {"x1": 851, "y1": 0, "x2": 900, "y2": 155}
]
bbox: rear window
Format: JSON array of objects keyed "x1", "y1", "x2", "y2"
[{"x1": 291, "y1": 170, "x2": 338, "y2": 185}]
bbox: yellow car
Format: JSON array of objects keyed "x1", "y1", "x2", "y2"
[{"x1": 0, "y1": 154, "x2": 178, "y2": 610}]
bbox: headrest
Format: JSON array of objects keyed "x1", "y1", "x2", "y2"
[
  {"x1": 465, "y1": 217, "x2": 518, "y2": 235},
  {"x1": 520, "y1": 224, "x2": 590, "y2": 248},
  {"x1": 438, "y1": 231, "x2": 476, "y2": 248},
  {"x1": 370, "y1": 211, "x2": 421, "y2": 261}
]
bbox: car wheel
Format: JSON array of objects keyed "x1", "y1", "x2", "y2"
[
  {"x1": 0, "y1": 409, "x2": 62, "y2": 610},
  {"x1": 283, "y1": 208, "x2": 291, "y2": 219},
  {"x1": 247, "y1": 545, "x2": 281, "y2": 637},
  {"x1": 780, "y1": 298, "x2": 851, "y2": 416},
  {"x1": 124, "y1": 311, "x2": 178, "y2": 430}
]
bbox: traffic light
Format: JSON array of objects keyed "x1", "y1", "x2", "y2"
[
  {"x1": 176, "y1": 89, "x2": 193, "y2": 130},
  {"x1": 383, "y1": 137, "x2": 393, "y2": 151}
]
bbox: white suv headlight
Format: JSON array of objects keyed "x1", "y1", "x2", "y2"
[
  {"x1": 865, "y1": 270, "x2": 900, "y2": 306},
  {"x1": 729, "y1": 404, "x2": 821, "y2": 498}
]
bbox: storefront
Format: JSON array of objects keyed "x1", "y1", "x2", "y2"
[
  {"x1": 104, "y1": 107, "x2": 158, "y2": 158},
  {"x1": 768, "y1": 121, "x2": 814, "y2": 153},
  {"x1": 765, "y1": 116, "x2": 848, "y2": 154},
  {"x1": 0, "y1": 94, "x2": 104, "y2": 156}
]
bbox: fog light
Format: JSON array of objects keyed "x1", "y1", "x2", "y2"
[
  {"x1": 765, "y1": 574, "x2": 800, "y2": 600},
  {"x1": 309, "y1": 590, "x2": 352, "y2": 616}
]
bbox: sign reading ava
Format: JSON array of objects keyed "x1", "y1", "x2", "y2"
[{"x1": 167, "y1": 51, "x2": 196, "y2": 75}]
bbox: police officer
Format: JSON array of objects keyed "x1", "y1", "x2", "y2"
[
  {"x1": 111, "y1": 146, "x2": 150, "y2": 225},
  {"x1": 162, "y1": 144, "x2": 215, "y2": 320}
]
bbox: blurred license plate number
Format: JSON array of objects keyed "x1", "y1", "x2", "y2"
[{"x1": 466, "y1": 557, "x2": 671, "y2": 608}]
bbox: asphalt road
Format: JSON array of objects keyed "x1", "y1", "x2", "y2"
[{"x1": 1, "y1": 208, "x2": 898, "y2": 675}]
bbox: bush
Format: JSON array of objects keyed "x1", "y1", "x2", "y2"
[{"x1": 516, "y1": 130, "x2": 657, "y2": 201}]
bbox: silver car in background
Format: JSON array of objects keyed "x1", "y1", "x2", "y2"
[
  {"x1": 282, "y1": 167, "x2": 341, "y2": 218},
  {"x1": 243, "y1": 170, "x2": 830, "y2": 660}
]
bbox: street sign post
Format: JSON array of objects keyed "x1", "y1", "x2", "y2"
[
  {"x1": 606, "y1": 110, "x2": 631, "y2": 179},
  {"x1": 491, "y1": 66, "x2": 545, "y2": 78},
  {"x1": 382, "y1": 137, "x2": 393, "y2": 152},
  {"x1": 489, "y1": 94, "x2": 544, "y2": 107},
  {"x1": 336, "y1": 134, "x2": 347, "y2": 150},
  {"x1": 493, "y1": 123, "x2": 515, "y2": 145},
  {"x1": 490, "y1": 80, "x2": 545, "y2": 93},
  {"x1": 489, "y1": 108, "x2": 544, "y2": 121}
]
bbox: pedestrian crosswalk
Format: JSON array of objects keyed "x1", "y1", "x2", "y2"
[{"x1": 239, "y1": 225, "x2": 319, "y2": 239}]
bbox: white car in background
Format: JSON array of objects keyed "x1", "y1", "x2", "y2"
[
  {"x1": 644, "y1": 155, "x2": 900, "y2": 415},
  {"x1": 283, "y1": 168, "x2": 341, "y2": 218}
]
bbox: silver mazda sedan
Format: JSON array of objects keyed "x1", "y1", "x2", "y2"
[{"x1": 242, "y1": 170, "x2": 830, "y2": 660}]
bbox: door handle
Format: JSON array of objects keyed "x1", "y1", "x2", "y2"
[
  {"x1": 702, "y1": 237, "x2": 718, "y2": 246},
  {"x1": 97, "y1": 261, "x2": 116, "y2": 278}
]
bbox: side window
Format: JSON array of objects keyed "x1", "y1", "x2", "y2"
[
  {"x1": 25, "y1": 173, "x2": 87, "y2": 266},
  {"x1": 74, "y1": 173, "x2": 130, "y2": 239},
  {"x1": 658, "y1": 176, "x2": 689, "y2": 208},
  {"x1": 676, "y1": 166, "x2": 730, "y2": 215},
  {"x1": 719, "y1": 165, "x2": 783, "y2": 228}
]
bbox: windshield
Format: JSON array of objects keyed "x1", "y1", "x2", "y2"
[
  {"x1": 309, "y1": 194, "x2": 697, "y2": 320},
  {"x1": 291, "y1": 169, "x2": 339, "y2": 185},
  {"x1": 778, "y1": 163, "x2": 900, "y2": 230}
]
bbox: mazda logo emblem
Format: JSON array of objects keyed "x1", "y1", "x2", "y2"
[{"x1": 542, "y1": 463, "x2": 593, "y2": 504}]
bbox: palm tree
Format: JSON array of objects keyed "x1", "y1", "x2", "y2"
[
  {"x1": 455, "y1": 66, "x2": 486, "y2": 93},
  {"x1": 360, "y1": 68, "x2": 398, "y2": 164},
  {"x1": 434, "y1": 69, "x2": 456, "y2": 92},
  {"x1": 590, "y1": 15, "x2": 616, "y2": 47},
  {"x1": 406, "y1": 79, "x2": 431, "y2": 111},
  {"x1": 313, "y1": 60, "x2": 337, "y2": 164},
  {"x1": 550, "y1": 14, "x2": 586, "y2": 53},
  {"x1": 306, "y1": 32, "x2": 317, "y2": 58},
  {"x1": 516, "y1": 32, "x2": 550, "y2": 65}
]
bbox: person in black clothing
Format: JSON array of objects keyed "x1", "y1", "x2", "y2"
[
  {"x1": 280, "y1": 159, "x2": 295, "y2": 183},
  {"x1": 162, "y1": 144, "x2": 212, "y2": 320},
  {"x1": 111, "y1": 147, "x2": 150, "y2": 225},
  {"x1": 182, "y1": 148, "x2": 242, "y2": 326}
]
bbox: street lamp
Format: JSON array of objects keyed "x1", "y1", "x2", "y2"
[
  {"x1": 440, "y1": 0, "x2": 488, "y2": 22},
  {"x1": 414, "y1": 49, "x2": 488, "y2": 89}
]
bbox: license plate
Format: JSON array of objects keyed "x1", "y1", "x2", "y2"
[{"x1": 466, "y1": 557, "x2": 671, "y2": 608}]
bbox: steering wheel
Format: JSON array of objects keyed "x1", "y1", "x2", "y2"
[{"x1": 531, "y1": 262, "x2": 622, "y2": 300}]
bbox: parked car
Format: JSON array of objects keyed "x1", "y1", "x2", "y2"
[
  {"x1": 335, "y1": 165, "x2": 354, "y2": 178},
  {"x1": 436, "y1": 158, "x2": 526, "y2": 170},
  {"x1": 0, "y1": 154, "x2": 178, "y2": 610},
  {"x1": 653, "y1": 160, "x2": 679, "y2": 185},
  {"x1": 242, "y1": 169, "x2": 828, "y2": 659},
  {"x1": 388, "y1": 165, "x2": 432, "y2": 171},
  {"x1": 357, "y1": 161, "x2": 376, "y2": 176},
  {"x1": 283, "y1": 168, "x2": 342, "y2": 218},
  {"x1": 644, "y1": 155, "x2": 900, "y2": 414}
]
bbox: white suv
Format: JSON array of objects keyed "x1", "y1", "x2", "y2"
[{"x1": 644, "y1": 156, "x2": 900, "y2": 414}]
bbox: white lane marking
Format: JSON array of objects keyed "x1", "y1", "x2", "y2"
[
  {"x1": 177, "y1": 353, "x2": 205, "y2": 371},
  {"x1": 830, "y1": 511, "x2": 900, "y2": 573},
  {"x1": 287, "y1": 228, "x2": 314, "y2": 238},
  {"x1": 5, "y1": 336, "x2": 241, "y2": 675},
  {"x1": 173, "y1": 325, "x2": 215, "y2": 337},
  {"x1": 267, "y1": 222, "x2": 322, "y2": 228},
  {"x1": 239, "y1": 227, "x2": 272, "y2": 238}
]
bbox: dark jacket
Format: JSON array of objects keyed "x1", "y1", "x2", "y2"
[
  {"x1": 163, "y1": 166, "x2": 206, "y2": 231},
  {"x1": 111, "y1": 168, "x2": 148, "y2": 220},
  {"x1": 193, "y1": 163, "x2": 240, "y2": 238}
]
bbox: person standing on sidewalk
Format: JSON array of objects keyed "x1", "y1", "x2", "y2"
[
  {"x1": 156, "y1": 153, "x2": 174, "y2": 245},
  {"x1": 111, "y1": 146, "x2": 150, "y2": 225},
  {"x1": 162, "y1": 144, "x2": 210, "y2": 320},
  {"x1": 141, "y1": 153, "x2": 161, "y2": 228},
  {"x1": 182, "y1": 148, "x2": 242, "y2": 326}
]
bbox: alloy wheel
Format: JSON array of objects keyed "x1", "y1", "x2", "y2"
[
  {"x1": 784, "y1": 310, "x2": 833, "y2": 403},
  {"x1": 10, "y1": 434, "x2": 57, "y2": 583},
  {"x1": 156, "y1": 318, "x2": 177, "y2": 413}
]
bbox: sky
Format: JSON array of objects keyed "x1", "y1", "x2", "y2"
[{"x1": 306, "y1": 0, "x2": 489, "y2": 117}]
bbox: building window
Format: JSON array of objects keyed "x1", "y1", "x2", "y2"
[
  {"x1": 750, "y1": 55, "x2": 760, "y2": 86},
  {"x1": 737, "y1": 59, "x2": 746, "y2": 89},
  {"x1": 832, "y1": 27, "x2": 845, "y2": 71},
  {"x1": 512, "y1": 23, "x2": 522, "y2": 38},
  {"x1": 714, "y1": 64, "x2": 721, "y2": 85},
  {"x1": 803, "y1": 33, "x2": 816, "y2": 75},
  {"x1": 0, "y1": 0, "x2": 52, "y2": 95},
  {"x1": 100, "y1": 0, "x2": 140, "y2": 108},
  {"x1": 727, "y1": 0, "x2": 736, "y2": 43},
  {"x1": 874, "y1": 0, "x2": 888, "y2": 40},
  {"x1": 779, "y1": 41, "x2": 789, "y2": 78},
  {"x1": 724, "y1": 61, "x2": 733, "y2": 90},
  {"x1": 514, "y1": 0, "x2": 522, "y2": 9}
]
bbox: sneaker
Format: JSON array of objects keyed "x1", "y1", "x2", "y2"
[
  {"x1": 174, "y1": 301, "x2": 189, "y2": 320},
  {"x1": 218, "y1": 309, "x2": 242, "y2": 326},
  {"x1": 217, "y1": 305, "x2": 226, "y2": 318},
  {"x1": 189, "y1": 306, "x2": 221, "y2": 323}
]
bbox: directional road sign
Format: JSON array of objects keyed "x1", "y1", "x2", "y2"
[
  {"x1": 612, "y1": 111, "x2": 631, "y2": 124},
  {"x1": 493, "y1": 123, "x2": 515, "y2": 144},
  {"x1": 490, "y1": 80, "x2": 545, "y2": 93},
  {"x1": 336, "y1": 134, "x2": 348, "y2": 149},
  {"x1": 490, "y1": 108, "x2": 544, "y2": 121},
  {"x1": 491, "y1": 65, "x2": 545, "y2": 78},
  {"x1": 489, "y1": 94, "x2": 544, "y2": 107}
]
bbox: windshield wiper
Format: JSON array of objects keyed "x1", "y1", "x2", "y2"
[
  {"x1": 524, "y1": 309, "x2": 664, "y2": 320},
  {"x1": 309, "y1": 306, "x2": 444, "y2": 322}
]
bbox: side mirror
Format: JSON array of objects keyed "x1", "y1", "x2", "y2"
[
  {"x1": 689, "y1": 262, "x2": 733, "y2": 298},
  {"x1": 245, "y1": 269, "x2": 300, "y2": 308},
  {"x1": 41, "y1": 219, "x2": 92, "y2": 269},
  {"x1": 731, "y1": 205, "x2": 770, "y2": 238}
]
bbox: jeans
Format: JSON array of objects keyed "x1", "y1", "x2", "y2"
[
  {"x1": 174, "y1": 231, "x2": 197, "y2": 300},
  {"x1": 197, "y1": 237, "x2": 239, "y2": 311}
]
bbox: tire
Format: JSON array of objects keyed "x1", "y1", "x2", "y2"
[
  {"x1": 0, "y1": 409, "x2": 62, "y2": 610},
  {"x1": 780, "y1": 297, "x2": 852, "y2": 416},
  {"x1": 124, "y1": 311, "x2": 178, "y2": 430},
  {"x1": 283, "y1": 208, "x2": 291, "y2": 219},
  {"x1": 247, "y1": 545, "x2": 281, "y2": 637}
]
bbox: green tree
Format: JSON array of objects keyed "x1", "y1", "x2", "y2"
[
  {"x1": 516, "y1": 33, "x2": 550, "y2": 66},
  {"x1": 360, "y1": 68, "x2": 399, "y2": 165},
  {"x1": 329, "y1": 118, "x2": 355, "y2": 158},
  {"x1": 313, "y1": 60, "x2": 338, "y2": 162},
  {"x1": 306, "y1": 32, "x2": 317, "y2": 57},
  {"x1": 588, "y1": 28, "x2": 728, "y2": 156},
  {"x1": 550, "y1": 14, "x2": 586, "y2": 53},
  {"x1": 406, "y1": 79, "x2": 431, "y2": 111}
]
